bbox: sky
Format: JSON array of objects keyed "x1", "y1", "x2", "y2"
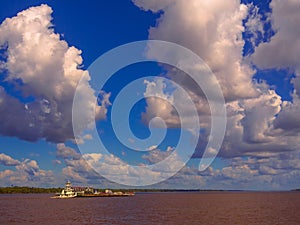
[{"x1": 0, "y1": 0, "x2": 299, "y2": 190}]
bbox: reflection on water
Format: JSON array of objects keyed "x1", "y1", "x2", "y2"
[{"x1": 1, "y1": 192, "x2": 300, "y2": 225}]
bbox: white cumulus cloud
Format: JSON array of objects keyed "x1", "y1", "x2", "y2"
[{"x1": 0, "y1": 4, "x2": 110, "y2": 143}]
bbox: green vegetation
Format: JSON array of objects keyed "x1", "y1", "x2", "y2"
[
  {"x1": 0, "y1": 187, "x2": 226, "y2": 194},
  {"x1": 0, "y1": 186, "x2": 62, "y2": 194},
  {"x1": 1, "y1": 186, "x2": 296, "y2": 193}
]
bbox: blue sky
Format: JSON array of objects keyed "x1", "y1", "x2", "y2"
[{"x1": 0, "y1": 0, "x2": 299, "y2": 190}]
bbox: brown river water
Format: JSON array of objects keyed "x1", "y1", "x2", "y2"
[{"x1": 1, "y1": 192, "x2": 300, "y2": 225}]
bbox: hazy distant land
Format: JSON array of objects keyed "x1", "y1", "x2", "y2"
[
  {"x1": 0, "y1": 186, "x2": 233, "y2": 194},
  {"x1": 0, "y1": 186, "x2": 298, "y2": 194},
  {"x1": 0, "y1": 186, "x2": 62, "y2": 194}
]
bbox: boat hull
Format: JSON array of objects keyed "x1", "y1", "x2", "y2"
[
  {"x1": 76, "y1": 193, "x2": 135, "y2": 198},
  {"x1": 51, "y1": 193, "x2": 135, "y2": 198},
  {"x1": 50, "y1": 195, "x2": 77, "y2": 199}
]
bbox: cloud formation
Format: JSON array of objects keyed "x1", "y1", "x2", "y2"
[
  {"x1": 0, "y1": 153, "x2": 20, "y2": 166},
  {"x1": 252, "y1": 0, "x2": 300, "y2": 71},
  {"x1": 55, "y1": 143, "x2": 185, "y2": 187},
  {"x1": 0, "y1": 4, "x2": 110, "y2": 143},
  {"x1": 251, "y1": 0, "x2": 300, "y2": 132},
  {"x1": 132, "y1": 0, "x2": 300, "y2": 189},
  {"x1": 0, "y1": 153, "x2": 54, "y2": 186},
  {"x1": 135, "y1": 0, "x2": 258, "y2": 101},
  {"x1": 0, "y1": 1, "x2": 299, "y2": 189}
]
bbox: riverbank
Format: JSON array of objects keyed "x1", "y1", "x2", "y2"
[
  {"x1": 0, "y1": 186, "x2": 233, "y2": 194},
  {"x1": 0, "y1": 186, "x2": 62, "y2": 194},
  {"x1": 1, "y1": 186, "x2": 298, "y2": 194}
]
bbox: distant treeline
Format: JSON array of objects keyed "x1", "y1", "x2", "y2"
[
  {"x1": 0, "y1": 186, "x2": 62, "y2": 194},
  {"x1": 100, "y1": 189, "x2": 228, "y2": 193},
  {"x1": 0, "y1": 187, "x2": 297, "y2": 193},
  {"x1": 0, "y1": 187, "x2": 228, "y2": 194}
]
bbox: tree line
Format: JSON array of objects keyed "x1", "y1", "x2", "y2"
[{"x1": 0, "y1": 186, "x2": 62, "y2": 194}]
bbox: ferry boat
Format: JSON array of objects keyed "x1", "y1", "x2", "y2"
[
  {"x1": 51, "y1": 181, "x2": 79, "y2": 199},
  {"x1": 51, "y1": 181, "x2": 134, "y2": 198}
]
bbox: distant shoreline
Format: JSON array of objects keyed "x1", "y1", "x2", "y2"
[
  {"x1": 0, "y1": 186, "x2": 62, "y2": 194},
  {"x1": 0, "y1": 186, "x2": 298, "y2": 194}
]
